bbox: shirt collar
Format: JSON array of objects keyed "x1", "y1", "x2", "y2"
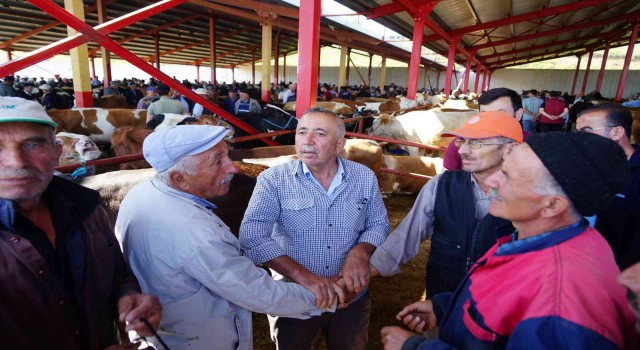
[
  {"x1": 153, "y1": 177, "x2": 217, "y2": 210},
  {"x1": 496, "y1": 219, "x2": 588, "y2": 255},
  {"x1": 300, "y1": 157, "x2": 345, "y2": 180}
]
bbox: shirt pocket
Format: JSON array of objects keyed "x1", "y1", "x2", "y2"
[
  {"x1": 342, "y1": 199, "x2": 367, "y2": 231},
  {"x1": 281, "y1": 197, "x2": 316, "y2": 230},
  {"x1": 462, "y1": 300, "x2": 500, "y2": 343}
]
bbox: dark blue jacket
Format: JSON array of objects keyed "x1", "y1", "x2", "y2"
[{"x1": 596, "y1": 145, "x2": 640, "y2": 269}]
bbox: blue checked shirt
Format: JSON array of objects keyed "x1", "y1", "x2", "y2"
[{"x1": 240, "y1": 158, "x2": 390, "y2": 286}]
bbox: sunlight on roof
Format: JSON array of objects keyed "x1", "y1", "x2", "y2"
[{"x1": 281, "y1": 0, "x2": 448, "y2": 65}]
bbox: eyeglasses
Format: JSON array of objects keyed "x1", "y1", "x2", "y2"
[
  {"x1": 578, "y1": 126, "x2": 611, "y2": 134},
  {"x1": 454, "y1": 138, "x2": 513, "y2": 149}
]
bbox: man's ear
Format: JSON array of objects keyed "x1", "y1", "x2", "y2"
[
  {"x1": 609, "y1": 126, "x2": 626, "y2": 142},
  {"x1": 540, "y1": 195, "x2": 571, "y2": 218},
  {"x1": 169, "y1": 171, "x2": 189, "y2": 191},
  {"x1": 514, "y1": 108, "x2": 524, "y2": 122}
]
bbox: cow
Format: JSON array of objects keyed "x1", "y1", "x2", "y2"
[
  {"x1": 95, "y1": 94, "x2": 129, "y2": 108},
  {"x1": 377, "y1": 155, "x2": 444, "y2": 195},
  {"x1": 76, "y1": 162, "x2": 266, "y2": 235},
  {"x1": 368, "y1": 109, "x2": 478, "y2": 156},
  {"x1": 283, "y1": 101, "x2": 355, "y2": 115},
  {"x1": 234, "y1": 104, "x2": 298, "y2": 147},
  {"x1": 55, "y1": 132, "x2": 102, "y2": 166},
  {"x1": 47, "y1": 108, "x2": 147, "y2": 143},
  {"x1": 110, "y1": 115, "x2": 234, "y2": 170},
  {"x1": 440, "y1": 99, "x2": 479, "y2": 111}
]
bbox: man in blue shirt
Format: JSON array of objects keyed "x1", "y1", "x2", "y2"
[{"x1": 240, "y1": 108, "x2": 391, "y2": 350}]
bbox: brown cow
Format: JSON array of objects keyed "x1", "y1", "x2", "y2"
[
  {"x1": 377, "y1": 155, "x2": 444, "y2": 195},
  {"x1": 77, "y1": 162, "x2": 267, "y2": 235},
  {"x1": 95, "y1": 94, "x2": 129, "y2": 108},
  {"x1": 47, "y1": 108, "x2": 147, "y2": 143},
  {"x1": 55, "y1": 132, "x2": 102, "y2": 166}
]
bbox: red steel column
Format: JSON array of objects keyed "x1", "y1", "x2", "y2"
[
  {"x1": 406, "y1": 5, "x2": 427, "y2": 100},
  {"x1": 481, "y1": 66, "x2": 487, "y2": 92},
  {"x1": 615, "y1": 23, "x2": 639, "y2": 101},
  {"x1": 595, "y1": 41, "x2": 611, "y2": 93},
  {"x1": 580, "y1": 50, "x2": 593, "y2": 94},
  {"x1": 296, "y1": 0, "x2": 321, "y2": 117},
  {"x1": 444, "y1": 38, "x2": 459, "y2": 96},
  {"x1": 463, "y1": 56, "x2": 471, "y2": 93},
  {"x1": 570, "y1": 55, "x2": 582, "y2": 95},
  {"x1": 474, "y1": 66, "x2": 480, "y2": 93},
  {"x1": 209, "y1": 13, "x2": 217, "y2": 84}
]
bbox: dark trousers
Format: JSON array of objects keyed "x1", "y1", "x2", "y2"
[
  {"x1": 268, "y1": 291, "x2": 371, "y2": 350},
  {"x1": 539, "y1": 123, "x2": 564, "y2": 133}
]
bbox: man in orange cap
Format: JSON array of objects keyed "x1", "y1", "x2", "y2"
[{"x1": 370, "y1": 111, "x2": 523, "y2": 298}]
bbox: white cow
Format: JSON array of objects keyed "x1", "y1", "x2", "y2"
[
  {"x1": 368, "y1": 109, "x2": 478, "y2": 156},
  {"x1": 55, "y1": 132, "x2": 102, "y2": 166}
]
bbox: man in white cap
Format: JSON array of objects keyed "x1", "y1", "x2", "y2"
[
  {"x1": 0, "y1": 97, "x2": 161, "y2": 349},
  {"x1": 39, "y1": 83, "x2": 67, "y2": 110},
  {"x1": 115, "y1": 125, "x2": 339, "y2": 350}
]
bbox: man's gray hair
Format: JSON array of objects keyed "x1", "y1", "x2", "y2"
[
  {"x1": 300, "y1": 107, "x2": 346, "y2": 139},
  {"x1": 156, "y1": 154, "x2": 199, "y2": 184},
  {"x1": 534, "y1": 166, "x2": 581, "y2": 219}
]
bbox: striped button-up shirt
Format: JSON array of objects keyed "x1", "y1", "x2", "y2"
[{"x1": 240, "y1": 158, "x2": 390, "y2": 290}]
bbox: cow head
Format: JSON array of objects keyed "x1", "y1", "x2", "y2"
[{"x1": 368, "y1": 113, "x2": 401, "y2": 139}]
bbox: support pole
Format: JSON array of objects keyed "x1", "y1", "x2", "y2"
[
  {"x1": 97, "y1": 0, "x2": 111, "y2": 87},
  {"x1": 379, "y1": 56, "x2": 387, "y2": 91},
  {"x1": 90, "y1": 55, "x2": 96, "y2": 79},
  {"x1": 570, "y1": 55, "x2": 582, "y2": 95},
  {"x1": 283, "y1": 53, "x2": 287, "y2": 83},
  {"x1": 209, "y1": 13, "x2": 216, "y2": 84},
  {"x1": 406, "y1": 5, "x2": 426, "y2": 100},
  {"x1": 64, "y1": 0, "x2": 92, "y2": 107},
  {"x1": 473, "y1": 67, "x2": 480, "y2": 93},
  {"x1": 463, "y1": 56, "x2": 471, "y2": 93},
  {"x1": 251, "y1": 48, "x2": 256, "y2": 84},
  {"x1": 615, "y1": 23, "x2": 639, "y2": 102},
  {"x1": 154, "y1": 34, "x2": 160, "y2": 69},
  {"x1": 345, "y1": 48, "x2": 352, "y2": 86},
  {"x1": 444, "y1": 39, "x2": 459, "y2": 96},
  {"x1": 231, "y1": 66, "x2": 235, "y2": 83},
  {"x1": 368, "y1": 53, "x2": 373, "y2": 87},
  {"x1": 580, "y1": 49, "x2": 593, "y2": 94},
  {"x1": 423, "y1": 65, "x2": 428, "y2": 91},
  {"x1": 196, "y1": 65, "x2": 200, "y2": 82},
  {"x1": 273, "y1": 30, "x2": 279, "y2": 87},
  {"x1": 338, "y1": 45, "x2": 348, "y2": 88},
  {"x1": 261, "y1": 21, "x2": 273, "y2": 102},
  {"x1": 6, "y1": 47, "x2": 11, "y2": 61},
  {"x1": 481, "y1": 66, "x2": 487, "y2": 92},
  {"x1": 296, "y1": 0, "x2": 321, "y2": 117},
  {"x1": 487, "y1": 70, "x2": 492, "y2": 89},
  {"x1": 595, "y1": 41, "x2": 610, "y2": 93}
]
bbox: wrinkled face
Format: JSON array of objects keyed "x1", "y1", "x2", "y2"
[
  {"x1": 576, "y1": 111, "x2": 614, "y2": 139},
  {"x1": 458, "y1": 136, "x2": 509, "y2": 175},
  {"x1": 485, "y1": 144, "x2": 546, "y2": 222},
  {"x1": 295, "y1": 113, "x2": 345, "y2": 170},
  {"x1": 0, "y1": 122, "x2": 61, "y2": 205},
  {"x1": 180, "y1": 141, "x2": 237, "y2": 199},
  {"x1": 480, "y1": 96, "x2": 523, "y2": 121}
]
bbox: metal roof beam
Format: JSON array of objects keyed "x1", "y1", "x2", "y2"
[
  {"x1": 469, "y1": 10, "x2": 640, "y2": 50},
  {"x1": 423, "y1": 0, "x2": 617, "y2": 42},
  {"x1": 208, "y1": 0, "x2": 299, "y2": 20},
  {"x1": 478, "y1": 27, "x2": 630, "y2": 60},
  {"x1": 364, "y1": 2, "x2": 405, "y2": 20}
]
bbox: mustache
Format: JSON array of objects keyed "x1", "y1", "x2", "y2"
[
  {"x1": 220, "y1": 174, "x2": 234, "y2": 185},
  {"x1": 0, "y1": 168, "x2": 41, "y2": 179},
  {"x1": 488, "y1": 188, "x2": 502, "y2": 201},
  {"x1": 300, "y1": 145, "x2": 319, "y2": 154}
]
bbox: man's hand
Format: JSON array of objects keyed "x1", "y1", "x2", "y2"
[
  {"x1": 332, "y1": 276, "x2": 357, "y2": 309},
  {"x1": 341, "y1": 243, "x2": 376, "y2": 293},
  {"x1": 117, "y1": 293, "x2": 162, "y2": 336},
  {"x1": 380, "y1": 326, "x2": 415, "y2": 350},
  {"x1": 396, "y1": 300, "x2": 437, "y2": 333},
  {"x1": 298, "y1": 272, "x2": 340, "y2": 310}
]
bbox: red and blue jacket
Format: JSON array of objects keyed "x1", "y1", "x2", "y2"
[{"x1": 402, "y1": 221, "x2": 638, "y2": 350}]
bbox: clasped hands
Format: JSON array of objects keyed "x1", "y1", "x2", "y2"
[{"x1": 380, "y1": 300, "x2": 438, "y2": 350}]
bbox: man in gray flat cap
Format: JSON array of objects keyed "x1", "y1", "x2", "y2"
[{"x1": 115, "y1": 125, "x2": 341, "y2": 350}]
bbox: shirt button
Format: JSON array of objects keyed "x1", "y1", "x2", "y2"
[
  {"x1": 9, "y1": 236, "x2": 19, "y2": 243},
  {"x1": 327, "y1": 246, "x2": 331, "y2": 249},
  {"x1": 328, "y1": 224, "x2": 332, "y2": 227},
  {"x1": 38, "y1": 269, "x2": 45, "y2": 275},
  {"x1": 325, "y1": 266, "x2": 329, "y2": 269},
  {"x1": 59, "y1": 300, "x2": 65, "y2": 305}
]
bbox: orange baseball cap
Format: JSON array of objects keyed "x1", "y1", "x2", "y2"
[{"x1": 441, "y1": 111, "x2": 523, "y2": 142}]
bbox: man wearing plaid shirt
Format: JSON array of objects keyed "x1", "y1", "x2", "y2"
[{"x1": 240, "y1": 108, "x2": 391, "y2": 349}]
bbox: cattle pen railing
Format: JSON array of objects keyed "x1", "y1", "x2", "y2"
[{"x1": 55, "y1": 123, "x2": 443, "y2": 182}]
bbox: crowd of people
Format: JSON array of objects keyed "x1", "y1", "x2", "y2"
[{"x1": 0, "y1": 69, "x2": 639, "y2": 349}]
